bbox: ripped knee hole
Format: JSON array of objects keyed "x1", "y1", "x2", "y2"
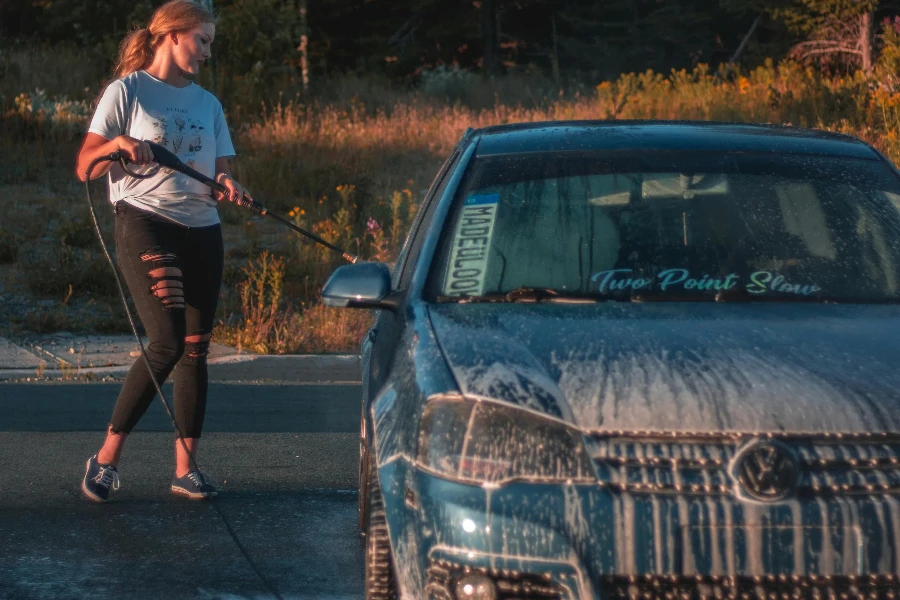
[
  {"x1": 185, "y1": 333, "x2": 212, "y2": 359},
  {"x1": 185, "y1": 342, "x2": 210, "y2": 360}
]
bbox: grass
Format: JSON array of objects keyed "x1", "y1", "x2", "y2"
[{"x1": 3, "y1": 47, "x2": 900, "y2": 352}]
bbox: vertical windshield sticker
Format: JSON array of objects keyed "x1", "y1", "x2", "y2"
[{"x1": 444, "y1": 193, "x2": 500, "y2": 296}]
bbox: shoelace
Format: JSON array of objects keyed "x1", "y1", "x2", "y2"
[
  {"x1": 93, "y1": 466, "x2": 120, "y2": 491},
  {"x1": 187, "y1": 470, "x2": 218, "y2": 490}
]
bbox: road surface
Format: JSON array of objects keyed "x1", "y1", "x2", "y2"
[{"x1": 0, "y1": 381, "x2": 364, "y2": 600}]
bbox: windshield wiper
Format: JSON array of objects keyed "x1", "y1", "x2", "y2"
[
  {"x1": 505, "y1": 286, "x2": 570, "y2": 303},
  {"x1": 439, "y1": 288, "x2": 887, "y2": 304},
  {"x1": 711, "y1": 289, "x2": 836, "y2": 303},
  {"x1": 438, "y1": 287, "x2": 621, "y2": 304},
  {"x1": 628, "y1": 290, "x2": 836, "y2": 303}
]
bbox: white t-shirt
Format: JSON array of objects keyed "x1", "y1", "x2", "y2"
[{"x1": 88, "y1": 70, "x2": 235, "y2": 227}]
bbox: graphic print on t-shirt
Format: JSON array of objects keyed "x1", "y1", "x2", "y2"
[{"x1": 147, "y1": 110, "x2": 208, "y2": 172}]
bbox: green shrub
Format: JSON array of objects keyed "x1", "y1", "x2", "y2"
[
  {"x1": 877, "y1": 19, "x2": 900, "y2": 91},
  {"x1": 0, "y1": 231, "x2": 18, "y2": 264},
  {"x1": 12, "y1": 89, "x2": 92, "y2": 141},
  {"x1": 57, "y1": 217, "x2": 96, "y2": 248},
  {"x1": 18, "y1": 241, "x2": 117, "y2": 299},
  {"x1": 22, "y1": 308, "x2": 71, "y2": 334}
]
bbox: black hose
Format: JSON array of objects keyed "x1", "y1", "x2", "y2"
[{"x1": 84, "y1": 154, "x2": 284, "y2": 600}]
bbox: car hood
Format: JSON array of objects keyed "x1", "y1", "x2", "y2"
[{"x1": 427, "y1": 302, "x2": 900, "y2": 434}]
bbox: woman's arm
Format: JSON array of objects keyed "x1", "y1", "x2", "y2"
[
  {"x1": 213, "y1": 156, "x2": 251, "y2": 203},
  {"x1": 75, "y1": 133, "x2": 155, "y2": 182},
  {"x1": 214, "y1": 156, "x2": 232, "y2": 181}
]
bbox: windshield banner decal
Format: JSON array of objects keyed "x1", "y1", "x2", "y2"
[
  {"x1": 591, "y1": 268, "x2": 821, "y2": 296},
  {"x1": 444, "y1": 194, "x2": 500, "y2": 296}
]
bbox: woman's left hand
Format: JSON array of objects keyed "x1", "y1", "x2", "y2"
[{"x1": 214, "y1": 173, "x2": 251, "y2": 204}]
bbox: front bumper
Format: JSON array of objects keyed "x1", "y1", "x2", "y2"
[{"x1": 412, "y1": 470, "x2": 900, "y2": 599}]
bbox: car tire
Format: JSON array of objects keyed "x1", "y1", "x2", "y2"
[
  {"x1": 358, "y1": 410, "x2": 370, "y2": 534},
  {"x1": 364, "y1": 456, "x2": 397, "y2": 600}
]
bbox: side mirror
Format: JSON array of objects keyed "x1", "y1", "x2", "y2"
[{"x1": 322, "y1": 262, "x2": 398, "y2": 310}]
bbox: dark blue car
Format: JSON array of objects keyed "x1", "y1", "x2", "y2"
[{"x1": 323, "y1": 121, "x2": 900, "y2": 599}]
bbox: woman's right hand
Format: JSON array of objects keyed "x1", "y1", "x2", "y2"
[{"x1": 115, "y1": 136, "x2": 155, "y2": 165}]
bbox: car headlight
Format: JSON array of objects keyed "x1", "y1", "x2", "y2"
[{"x1": 417, "y1": 395, "x2": 595, "y2": 485}]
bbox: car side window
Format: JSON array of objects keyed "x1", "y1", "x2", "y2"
[{"x1": 393, "y1": 148, "x2": 461, "y2": 289}]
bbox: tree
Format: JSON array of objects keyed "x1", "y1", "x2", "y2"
[
  {"x1": 298, "y1": 0, "x2": 309, "y2": 91},
  {"x1": 481, "y1": 0, "x2": 498, "y2": 75},
  {"x1": 778, "y1": 0, "x2": 879, "y2": 72}
]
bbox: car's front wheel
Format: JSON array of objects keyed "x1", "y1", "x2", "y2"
[{"x1": 364, "y1": 455, "x2": 397, "y2": 600}]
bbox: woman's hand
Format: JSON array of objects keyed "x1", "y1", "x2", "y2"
[
  {"x1": 115, "y1": 136, "x2": 154, "y2": 165},
  {"x1": 214, "y1": 173, "x2": 252, "y2": 204}
]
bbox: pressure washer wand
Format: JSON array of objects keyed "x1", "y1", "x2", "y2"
[{"x1": 141, "y1": 141, "x2": 359, "y2": 264}]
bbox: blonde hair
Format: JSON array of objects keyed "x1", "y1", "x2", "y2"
[{"x1": 113, "y1": 0, "x2": 215, "y2": 78}]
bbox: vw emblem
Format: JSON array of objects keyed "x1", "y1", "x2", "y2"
[{"x1": 732, "y1": 440, "x2": 799, "y2": 501}]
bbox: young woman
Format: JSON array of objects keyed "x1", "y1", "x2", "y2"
[{"x1": 75, "y1": 0, "x2": 249, "y2": 502}]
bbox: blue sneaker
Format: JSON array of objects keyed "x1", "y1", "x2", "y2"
[
  {"x1": 81, "y1": 455, "x2": 120, "y2": 502},
  {"x1": 171, "y1": 470, "x2": 218, "y2": 499}
]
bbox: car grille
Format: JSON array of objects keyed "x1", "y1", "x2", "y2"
[
  {"x1": 587, "y1": 431, "x2": 900, "y2": 496},
  {"x1": 600, "y1": 574, "x2": 899, "y2": 599},
  {"x1": 425, "y1": 558, "x2": 567, "y2": 599}
]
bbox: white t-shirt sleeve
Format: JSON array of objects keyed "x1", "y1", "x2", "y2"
[
  {"x1": 214, "y1": 101, "x2": 236, "y2": 158},
  {"x1": 88, "y1": 80, "x2": 129, "y2": 140}
]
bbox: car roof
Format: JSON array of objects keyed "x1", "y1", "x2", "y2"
[{"x1": 471, "y1": 120, "x2": 879, "y2": 160}]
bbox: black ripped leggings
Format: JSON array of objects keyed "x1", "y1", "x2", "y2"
[{"x1": 110, "y1": 202, "x2": 224, "y2": 438}]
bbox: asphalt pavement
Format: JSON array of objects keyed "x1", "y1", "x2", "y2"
[
  {"x1": 0, "y1": 334, "x2": 361, "y2": 383},
  {"x1": 0, "y1": 335, "x2": 366, "y2": 600}
]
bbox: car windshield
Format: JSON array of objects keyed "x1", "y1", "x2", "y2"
[{"x1": 429, "y1": 150, "x2": 900, "y2": 303}]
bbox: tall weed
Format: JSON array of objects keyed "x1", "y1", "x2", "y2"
[{"x1": 215, "y1": 250, "x2": 372, "y2": 353}]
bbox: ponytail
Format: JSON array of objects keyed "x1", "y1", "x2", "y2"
[{"x1": 114, "y1": 28, "x2": 155, "y2": 79}]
